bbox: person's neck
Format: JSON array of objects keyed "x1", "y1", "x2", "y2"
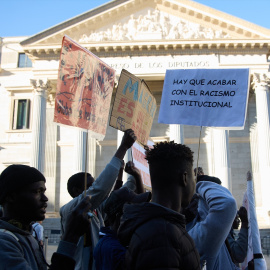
[
  {"x1": 151, "y1": 189, "x2": 182, "y2": 212},
  {"x1": 3, "y1": 211, "x2": 30, "y2": 231}
]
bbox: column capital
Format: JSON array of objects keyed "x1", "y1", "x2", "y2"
[
  {"x1": 251, "y1": 73, "x2": 270, "y2": 91},
  {"x1": 30, "y1": 78, "x2": 52, "y2": 95}
]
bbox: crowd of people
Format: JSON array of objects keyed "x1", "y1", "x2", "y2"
[{"x1": 0, "y1": 128, "x2": 254, "y2": 270}]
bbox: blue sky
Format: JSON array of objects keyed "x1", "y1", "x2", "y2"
[{"x1": 1, "y1": 0, "x2": 270, "y2": 37}]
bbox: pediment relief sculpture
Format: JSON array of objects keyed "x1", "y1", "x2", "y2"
[{"x1": 79, "y1": 9, "x2": 230, "y2": 42}]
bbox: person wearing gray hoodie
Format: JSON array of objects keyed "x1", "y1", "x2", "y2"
[{"x1": 187, "y1": 180, "x2": 239, "y2": 270}]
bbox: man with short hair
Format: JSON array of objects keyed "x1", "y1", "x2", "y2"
[
  {"x1": 118, "y1": 141, "x2": 200, "y2": 270},
  {"x1": 0, "y1": 164, "x2": 92, "y2": 270},
  {"x1": 67, "y1": 172, "x2": 95, "y2": 199}
]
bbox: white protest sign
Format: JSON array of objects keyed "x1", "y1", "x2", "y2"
[{"x1": 158, "y1": 69, "x2": 250, "y2": 129}]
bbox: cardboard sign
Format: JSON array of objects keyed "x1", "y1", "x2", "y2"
[
  {"x1": 110, "y1": 69, "x2": 157, "y2": 145},
  {"x1": 132, "y1": 140, "x2": 154, "y2": 189},
  {"x1": 158, "y1": 69, "x2": 250, "y2": 129},
  {"x1": 54, "y1": 35, "x2": 115, "y2": 140}
]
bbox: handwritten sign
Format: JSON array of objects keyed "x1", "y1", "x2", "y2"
[
  {"x1": 158, "y1": 69, "x2": 250, "y2": 128},
  {"x1": 132, "y1": 140, "x2": 154, "y2": 189},
  {"x1": 110, "y1": 69, "x2": 157, "y2": 145},
  {"x1": 54, "y1": 35, "x2": 115, "y2": 140}
]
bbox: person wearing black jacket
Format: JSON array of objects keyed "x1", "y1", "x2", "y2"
[{"x1": 118, "y1": 141, "x2": 201, "y2": 270}]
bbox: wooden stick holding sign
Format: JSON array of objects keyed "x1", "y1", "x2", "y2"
[
  {"x1": 84, "y1": 131, "x2": 88, "y2": 197},
  {"x1": 110, "y1": 69, "x2": 157, "y2": 146},
  {"x1": 195, "y1": 126, "x2": 203, "y2": 183}
]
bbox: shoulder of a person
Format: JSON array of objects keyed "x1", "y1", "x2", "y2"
[{"x1": 0, "y1": 229, "x2": 23, "y2": 249}]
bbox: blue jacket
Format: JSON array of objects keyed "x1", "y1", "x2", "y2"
[
  {"x1": 0, "y1": 219, "x2": 79, "y2": 270},
  {"x1": 187, "y1": 181, "x2": 239, "y2": 270},
  {"x1": 93, "y1": 227, "x2": 126, "y2": 270}
]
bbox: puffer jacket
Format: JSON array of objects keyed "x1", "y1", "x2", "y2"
[{"x1": 118, "y1": 202, "x2": 201, "y2": 270}]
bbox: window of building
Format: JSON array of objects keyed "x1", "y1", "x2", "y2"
[
  {"x1": 18, "y1": 53, "x2": 32, "y2": 68},
  {"x1": 12, "y1": 99, "x2": 31, "y2": 129}
]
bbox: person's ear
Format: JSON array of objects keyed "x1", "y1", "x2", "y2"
[{"x1": 180, "y1": 172, "x2": 188, "y2": 187}]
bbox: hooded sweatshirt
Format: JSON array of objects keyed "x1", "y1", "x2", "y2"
[
  {"x1": 187, "y1": 181, "x2": 239, "y2": 270},
  {"x1": 60, "y1": 156, "x2": 137, "y2": 270},
  {"x1": 118, "y1": 202, "x2": 201, "y2": 270},
  {"x1": 0, "y1": 219, "x2": 47, "y2": 270}
]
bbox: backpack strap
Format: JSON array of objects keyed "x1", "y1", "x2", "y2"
[{"x1": 0, "y1": 228, "x2": 19, "y2": 241}]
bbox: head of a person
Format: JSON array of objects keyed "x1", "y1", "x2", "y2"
[
  {"x1": 104, "y1": 187, "x2": 151, "y2": 230},
  {"x1": 145, "y1": 141, "x2": 195, "y2": 208},
  {"x1": 194, "y1": 167, "x2": 204, "y2": 176},
  {"x1": 67, "y1": 172, "x2": 94, "y2": 198},
  {"x1": 0, "y1": 164, "x2": 48, "y2": 224},
  {"x1": 196, "y1": 175, "x2": 222, "y2": 185}
]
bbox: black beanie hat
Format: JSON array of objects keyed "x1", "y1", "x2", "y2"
[
  {"x1": 197, "y1": 175, "x2": 222, "y2": 185},
  {"x1": 0, "y1": 164, "x2": 46, "y2": 204}
]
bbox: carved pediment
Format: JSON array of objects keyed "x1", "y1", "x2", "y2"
[
  {"x1": 78, "y1": 9, "x2": 230, "y2": 42},
  {"x1": 21, "y1": 0, "x2": 270, "y2": 50}
]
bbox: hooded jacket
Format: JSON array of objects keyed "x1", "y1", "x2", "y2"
[
  {"x1": 0, "y1": 219, "x2": 86, "y2": 270},
  {"x1": 60, "y1": 156, "x2": 136, "y2": 270},
  {"x1": 0, "y1": 219, "x2": 47, "y2": 270},
  {"x1": 187, "y1": 181, "x2": 239, "y2": 270},
  {"x1": 118, "y1": 202, "x2": 201, "y2": 270},
  {"x1": 93, "y1": 226, "x2": 126, "y2": 270}
]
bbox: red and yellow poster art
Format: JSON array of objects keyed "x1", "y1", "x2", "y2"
[{"x1": 54, "y1": 35, "x2": 115, "y2": 140}]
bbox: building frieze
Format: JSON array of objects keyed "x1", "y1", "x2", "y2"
[
  {"x1": 23, "y1": 39, "x2": 270, "y2": 59},
  {"x1": 79, "y1": 9, "x2": 230, "y2": 43}
]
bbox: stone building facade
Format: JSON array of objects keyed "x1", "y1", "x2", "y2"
[{"x1": 0, "y1": 0, "x2": 270, "y2": 228}]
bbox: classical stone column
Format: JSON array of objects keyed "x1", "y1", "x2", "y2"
[
  {"x1": 73, "y1": 130, "x2": 87, "y2": 173},
  {"x1": 30, "y1": 79, "x2": 49, "y2": 173},
  {"x1": 211, "y1": 129, "x2": 231, "y2": 190},
  {"x1": 252, "y1": 73, "x2": 270, "y2": 214},
  {"x1": 169, "y1": 124, "x2": 184, "y2": 144}
]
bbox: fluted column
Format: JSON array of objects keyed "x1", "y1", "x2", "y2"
[
  {"x1": 169, "y1": 124, "x2": 184, "y2": 144},
  {"x1": 211, "y1": 129, "x2": 231, "y2": 190},
  {"x1": 252, "y1": 73, "x2": 270, "y2": 212},
  {"x1": 74, "y1": 130, "x2": 87, "y2": 173},
  {"x1": 30, "y1": 79, "x2": 49, "y2": 174}
]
